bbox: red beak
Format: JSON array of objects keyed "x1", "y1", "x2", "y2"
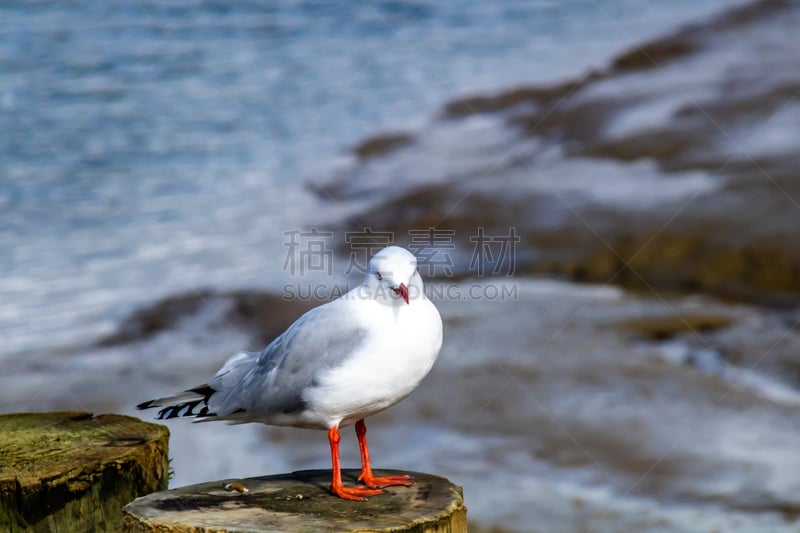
[{"x1": 393, "y1": 283, "x2": 409, "y2": 304}]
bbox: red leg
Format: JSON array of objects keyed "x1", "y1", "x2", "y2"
[
  {"x1": 328, "y1": 425, "x2": 383, "y2": 501},
  {"x1": 355, "y1": 419, "x2": 413, "y2": 489}
]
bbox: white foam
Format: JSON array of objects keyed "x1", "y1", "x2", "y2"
[{"x1": 501, "y1": 155, "x2": 720, "y2": 208}]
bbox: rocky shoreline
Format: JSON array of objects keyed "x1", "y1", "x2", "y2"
[{"x1": 319, "y1": 0, "x2": 800, "y2": 306}]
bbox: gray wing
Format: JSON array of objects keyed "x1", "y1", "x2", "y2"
[{"x1": 207, "y1": 301, "x2": 368, "y2": 418}]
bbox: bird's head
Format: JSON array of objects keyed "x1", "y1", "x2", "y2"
[{"x1": 367, "y1": 246, "x2": 419, "y2": 305}]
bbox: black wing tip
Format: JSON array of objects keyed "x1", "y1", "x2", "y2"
[
  {"x1": 139, "y1": 385, "x2": 221, "y2": 419},
  {"x1": 137, "y1": 400, "x2": 156, "y2": 410},
  {"x1": 155, "y1": 400, "x2": 218, "y2": 420},
  {"x1": 188, "y1": 384, "x2": 216, "y2": 398}
]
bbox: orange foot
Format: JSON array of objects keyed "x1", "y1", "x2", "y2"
[
  {"x1": 331, "y1": 483, "x2": 384, "y2": 502},
  {"x1": 359, "y1": 473, "x2": 414, "y2": 489}
]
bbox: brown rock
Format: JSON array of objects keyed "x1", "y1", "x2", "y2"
[
  {"x1": 96, "y1": 290, "x2": 317, "y2": 348},
  {"x1": 352, "y1": 132, "x2": 415, "y2": 160}
]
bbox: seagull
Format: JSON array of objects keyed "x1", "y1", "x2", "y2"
[{"x1": 137, "y1": 246, "x2": 443, "y2": 501}]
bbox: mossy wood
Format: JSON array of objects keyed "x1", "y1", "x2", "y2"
[
  {"x1": 123, "y1": 469, "x2": 467, "y2": 533},
  {"x1": 0, "y1": 411, "x2": 169, "y2": 532}
]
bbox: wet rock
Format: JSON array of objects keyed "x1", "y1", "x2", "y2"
[
  {"x1": 705, "y1": 309, "x2": 800, "y2": 390},
  {"x1": 225, "y1": 290, "x2": 318, "y2": 346},
  {"x1": 97, "y1": 289, "x2": 317, "y2": 348},
  {"x1": 352, "y1": 132, "x2": 415, "y2": 160},
  {"x1": 380, "y1": 279, "x2": 800, "y2": 531},
  {"x1": 441, "y1": 77, "x2": 598, "y2": 119},
  {"x1": 613, "y1": 313, "x2": 734, "y2": 341},
  {"x1": 607, "y1": 0, "x2": 790, "y2": 72},
  {"x1": 97, "y1": 291, "x2": 214, "y2": 347},
  {"x1": 336, "y1": 179, "x2": 800, "y2": 304},
  {"x1": 443, "y1": 1, "x2": 792, "y2": 118},
  {"x1": 330, "y1": 0, "x2": 800, "y2": 306},
  {"x1": 610, "y1": 39, "x2": 696, "y2": 72}
]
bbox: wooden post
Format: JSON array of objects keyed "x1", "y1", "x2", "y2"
[
  {"x1": 123, "y1": 469, "x2": 467, "y2": 532},
  {"x1": 0, "y1": 411, "x2": 169, "y2": 533}
]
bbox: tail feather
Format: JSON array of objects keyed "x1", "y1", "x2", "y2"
[
  {"x1": 138, "y1": 351, "x2": 258, "y2": 422},
  {"x1": 137, "y1": 384, "x2": 218, "y2": 420}
]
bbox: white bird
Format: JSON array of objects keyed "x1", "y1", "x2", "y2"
[{"x1": 138, "y1": 246, "x2": 443, "y2": 501}]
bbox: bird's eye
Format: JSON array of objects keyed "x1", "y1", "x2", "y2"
[{"x1": 376, "y1": 272, "x2": 383, "y2": 281}]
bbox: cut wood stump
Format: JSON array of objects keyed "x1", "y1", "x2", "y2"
[
  {"x1": 0, "y1": 411, "x2": 169, "y2": 533},
  {"x1": 123, "y1": 469, "x2": 467, "y2": 532}
]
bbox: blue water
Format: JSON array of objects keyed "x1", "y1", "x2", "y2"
[{"x1": 0, "y1": 0, "x2": 740, "y2": 357}]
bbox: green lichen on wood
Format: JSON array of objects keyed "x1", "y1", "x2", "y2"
[{"x1": 0, "y1": 411, "x2": 169, "y2": 533}]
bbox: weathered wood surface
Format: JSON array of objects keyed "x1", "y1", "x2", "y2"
[
  {"x1": 123, "y1": 469, "x2": 467, "y2": 532},
  {"x1": 0, "y1": 411, "x2": 169, "y2": 533}
]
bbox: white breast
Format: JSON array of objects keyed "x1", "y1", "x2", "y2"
[{"x1": 302, "y1": 296, "x2": 443, "y2": 429}]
